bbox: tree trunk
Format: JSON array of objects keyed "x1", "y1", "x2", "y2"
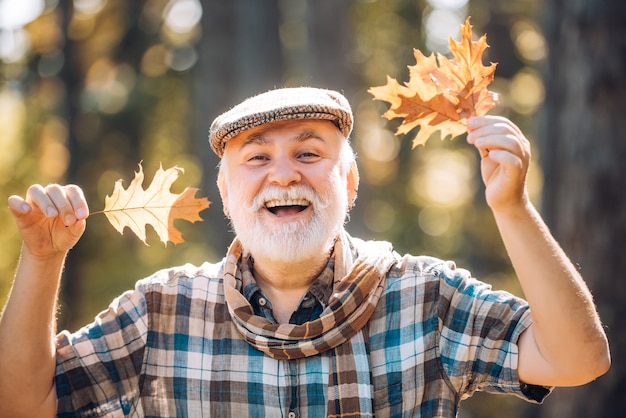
[
  {"x1": 530, "y1": 0, "x2": 626, "y2": 416},
  {"x1": 192, "y1": 0, "x2": 283, "y2": 252}
]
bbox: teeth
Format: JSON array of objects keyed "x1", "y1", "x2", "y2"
[{"x1": 265, "y1": 199, "x2": 310, "y2": 208}]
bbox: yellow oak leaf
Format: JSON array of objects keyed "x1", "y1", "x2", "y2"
[
  {"x1": 368, "y1": 18, "x2": 498, "y2": 147},
  {"x1": 103, "y1": 163, "x2": 210, "y2": 245}
]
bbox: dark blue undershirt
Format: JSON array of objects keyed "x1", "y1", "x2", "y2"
[{"x1": 241, "y1": 253, "x2": 335, "y2": 325}]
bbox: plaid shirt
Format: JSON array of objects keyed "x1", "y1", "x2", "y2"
[{"x1": 55, "y1": 237, "x2": 550, "y2": 417}]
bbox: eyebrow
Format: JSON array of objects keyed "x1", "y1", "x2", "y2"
[{"x1": 239, "y1": 129, "x2": 326, "y2": 150}]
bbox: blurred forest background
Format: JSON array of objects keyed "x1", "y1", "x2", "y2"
[{"x1": 0, "y1": 0, "x2": 624, "y2": 417}]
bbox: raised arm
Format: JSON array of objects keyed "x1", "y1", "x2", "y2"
[
  {"x1": 466, "y1": 116, "x2": 610, "y2": 387},
  {"x1": 0, "y1": 184, "x2": 88, "y2": 418}
]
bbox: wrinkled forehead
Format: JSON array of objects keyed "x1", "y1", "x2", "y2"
[
  {"x1": 228, "y1": 119, "x2": 343, "y2": 151},
  {"x1": 208, "y1": 87, "x2": 353, "y2": 157}
]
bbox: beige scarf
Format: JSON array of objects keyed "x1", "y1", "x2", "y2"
[{"x1": 223, "y1": 232, "x2": 396, "y2": 416}]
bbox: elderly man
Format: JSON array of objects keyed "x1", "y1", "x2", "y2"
[{"x1": 0, "y1": 87, "x2": 609, "y2": 417}]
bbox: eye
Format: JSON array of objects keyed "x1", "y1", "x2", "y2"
[
  {"x1": 246, "y1": 154, "x2": 270, "y2": 165},
  {"x1": 297, "y1": 151, "x2": 321, "y2": 162}
]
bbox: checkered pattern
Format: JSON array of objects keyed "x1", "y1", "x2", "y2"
[
  {"x1": 55, "y1": 233, "x2": 550, "y2": 417},
  {"x1": 208, "y1": 87, "x2": 354, "y2": 157},
  {"x1": 219, "y1": 234, "x2": 396, "y2": 416}
]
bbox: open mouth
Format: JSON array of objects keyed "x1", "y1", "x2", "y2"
[{"x1": 265, "y1": 198, "x2": 310, "y2": 216}]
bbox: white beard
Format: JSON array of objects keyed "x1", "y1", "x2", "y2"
[{"x1": 227, "y1": 179, "x2": 348, "y2": 264}]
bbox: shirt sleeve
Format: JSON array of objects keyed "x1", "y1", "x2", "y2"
[
  {"x1": 55, "y1": 285, "x2": 149, "y2": 417},
  {"x1": 434, "y1": 260, "x2": 552, "y2": 404}
]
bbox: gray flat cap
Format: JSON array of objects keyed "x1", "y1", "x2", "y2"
[{"x1": 209, "y1": 87, "x2": 353, "y2": 157}]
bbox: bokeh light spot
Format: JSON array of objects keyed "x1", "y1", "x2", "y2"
[
  {"x1": 418, "y1": 205, "x2": 451, "y2": 236},
  {"x1": 510, "y1": 69, "x2": 544, "y2": 114},
  {"x1": 364, "y1": 199, "x2": 397, "y2": 233},
  {"x1": 163, "y1": 0, "x2": 202, "y2": 34}
]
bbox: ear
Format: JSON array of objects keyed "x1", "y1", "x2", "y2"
[
  {"x1": 346, "y1": 161, "x2": 359, "y2": 209},
  {"x1": 217, "y1": 168, "x2": 230, "y2": 217}
]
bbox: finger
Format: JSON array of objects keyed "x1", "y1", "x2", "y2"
[
  {"x1": 46, "y1": 185, "x2": 79, "y2": 226},
  {"x1": 25, "y1": 184, "x2": 58, "y2": 218},
  {"x1": 468, "y1": 115, "x2": 524, "y2": 136},
  {"x1": 485, "y1": 148, "x2": 522, "y2": 166},
  {"x1": 467, "y1": 117, "x2": 526, "y2": 148},
  {"x1": 64, "y1": 185, "x2": 89, "y2": 220},
  {"x1": 477, "y1": 146, "x2": 490, "y2": 159},
  {"x1": 470, "y1": 134, "x2": 520, "y2": 161},
  {"x1": 484, "y1": 149, "x2": 526, "y2": 180},
  {"x1": 468, "y1": 122, "x2": 520, "y2": 144},
  {"x1": 474, "y1": 133, "x2": 526, "y2": 158},
  {"x1": 7, "y1": 195, "x2": 32, "y2": 217}
]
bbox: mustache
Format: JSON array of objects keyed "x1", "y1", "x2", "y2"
[{"x1": 244, "y1": 185, "x2": 330, "y2": 212}]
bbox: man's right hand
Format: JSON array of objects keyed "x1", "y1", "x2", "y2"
[
  {"x1": 1, "y1": 184, "x2": 87, "y2": 417},
  {"x1": 8, "y1": 184, "x2": 89, "y2": 257}
]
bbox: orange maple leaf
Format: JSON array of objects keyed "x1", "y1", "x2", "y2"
[
  {"x1": 102, "y1": 163, "x2": 211, "y2": 245},
  {"x1": 368, "y1": 18, "x2": 498, "y2": 147}
]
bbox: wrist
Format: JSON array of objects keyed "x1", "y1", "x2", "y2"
[
  {"x1": 491, "y1": 197, "x2": 539, "y2": 225},
  {"x1": 490, "y1": 191, "x2": 533, "y2": 215},
  {"x1": 20, "y1": 243, "x2": 68, "y2": 265}
]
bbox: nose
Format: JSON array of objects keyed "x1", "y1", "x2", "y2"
[{"x1": 268, "y1": 155, "x2": 301, "y2": 187}]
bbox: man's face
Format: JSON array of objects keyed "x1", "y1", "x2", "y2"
[{"x1": 218, "y1": 119, "x2": 355, "y2": 263}]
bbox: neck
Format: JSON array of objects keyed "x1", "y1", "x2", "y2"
[{"x1": 250, "y1": 254, "x2": 330, "y2": 324}]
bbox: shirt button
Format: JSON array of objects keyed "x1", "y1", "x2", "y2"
[
  {"x1": 288, "y1": 412, "x2": 296, "y2": 418},
  {"x1": 258, "y1": 297, "x2": 267, "y2": 307}
]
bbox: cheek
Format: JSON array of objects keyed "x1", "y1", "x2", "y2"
[
  {"x1": 223, "y1": 167, "x2": 264, "y2": 200},
  {"x1": 317, "y1": 169, "x2": 348, "y2": 203},
  {"x1": 227, "y1": 180, "x2": 268, "y2": 218},
  {"x1": 227, "y1": 181, "x2": 251, "y2": 207}
]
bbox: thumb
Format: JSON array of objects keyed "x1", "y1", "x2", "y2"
[
  {"x1": 7, "y1": 196, "x2": 41, "y2": 230},
  {"x1": 8, "y1": 196, "x2": 32, "y2": 217}
]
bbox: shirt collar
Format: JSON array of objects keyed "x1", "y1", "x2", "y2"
[{"x1": 239, "y1": 250, "x2": 336, "y2": 311}]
